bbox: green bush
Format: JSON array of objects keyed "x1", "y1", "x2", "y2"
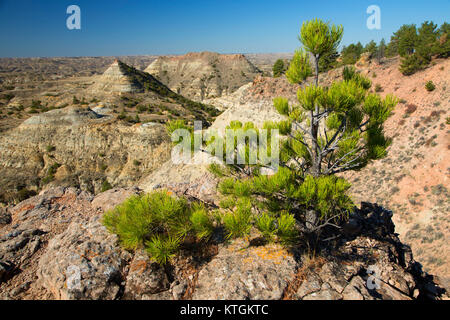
[
  {"x1": 101, "y1": 180, "x2": 113, "y2": 192},
  {"x1": 399, "y1": 53, "x2": 429, "y2": 75},
  {"x1": 425, "y1": 81, "x2": 436, "y2": 92},
  {"x1": 273, "y1": 59, "x2": 285, "y2": 78},
  {"x1": 375, "y1": 84, "x2": 383, "y2": 93},
  {"x1": 41, "y1": 163, "x2": 61, "y2": 185},
  {"x1": 103, "y1": 191, "x2": 214, "y2": 264}
]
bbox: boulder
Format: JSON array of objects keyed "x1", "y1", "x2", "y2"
[
  {"x1": 37, "y1": 216, "x2": 132, "y2": 300},
  {"x1": 192, "y1": 239, "x2": 297, "y2": 300},
  {"x1": 122, "y1": 249, "x2": 170, "y2": 300},
  {"x1": 91, "y1": 187, "x2": 142, "y2": 212}
]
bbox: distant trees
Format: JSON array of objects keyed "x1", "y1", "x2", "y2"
[
  {"x1": 386, "y1": 21, "x2": 450, "y2": 75},
  {"x1": 273, "y1": 59, "x2": 286, "y2": 77},
  {"x1": 438, "y1": 23, "x2": 450, "y2": 58},
  {"x1": 338, "y1": 20, "x2": 449, "y2": 75},
  {"x1": 364, "y1": 40, "x2": 378, "y2": 58},
  {"x1": 319, "y1": 49, "x2": 339, "y2": 72},
  {"x1": 376, "y1": 39, "x2": 386, "y2": 63},
  {"x1": 340, "y1": 42, "x2": 364, "y2": 65}
]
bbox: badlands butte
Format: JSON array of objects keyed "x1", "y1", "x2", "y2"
[{"x1": 0, "y1": 51, "x2": 448, "y2": 300}]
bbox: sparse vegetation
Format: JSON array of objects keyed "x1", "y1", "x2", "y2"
[
  {"x1": 101, "y1": 179, "x2": 113, "y2": 192},
  {"x1": 375, "y1": 84, "x2": 383, "y2": 92},
  {"x1": 425, "y1": 81, "x2": 436, "y2": 92},
  {"x1": 41, "y1": 163, "x2": 61, "y2": 185}
]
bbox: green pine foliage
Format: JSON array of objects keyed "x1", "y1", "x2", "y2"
[
  {"x1": 388, "y1": 21, "x2": 449, "y2": 75},
  {"x1": 103, "y1": 190, "x2": 214, "y2": 264},
  {"x1": 256, "y1": 213, "x2": 277, "y2": 241},
  {"x1": 286, "y1": 49, "x2": 312, "y2": 84},
  {"x1": 189, "y1": 203, "x2": 215, "y2": 240},
  {"x1": 273, "y1": 59, "x2": 285, "y2": 78},
  {"x1": 364, "y1": 40, "x2": 378, "y2": 58},
  {"x1": 222, "y1": 199, "x2": 253, "y2": 239},
  {"x1": 145, "y1": 235, "x2": 180, "y2": 265},
  {"x1": 340, "y1": 42, "x2": 364, "y2": 65}
]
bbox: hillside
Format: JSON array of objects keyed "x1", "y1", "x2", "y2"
[
  {"x1": 0, "y1": 54, "x2": 448, "y2": 301},
  {"x1": 0, "y1": 59, "x2": 221, "y2": 205},
  {"x1": 0, "y1": 59, "x2": 220, "y2": 133},
  {"x1": 145, "y1": 52, "x2": 262, "y2": 101},
  {"x1": 342, "y1": 57, "x2": 450, "y2": 284},
  {"x1": 146, "y1": 55, "x2": 450, "y2": 286}
]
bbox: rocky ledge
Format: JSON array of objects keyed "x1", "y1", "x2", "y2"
[{"x1": 0, "y1": 187, "x2": 447, "y2": 300}]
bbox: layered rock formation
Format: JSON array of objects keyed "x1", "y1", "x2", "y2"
[
  {"x1": 0, "y1": 106, "x2": 171, "y2": 203},
  {"x1": 145, "y1": 52, "x2": 262, "y2": 101},
  {"x1": 89, "y1": 59, "x2": 170, "y2": 95}
]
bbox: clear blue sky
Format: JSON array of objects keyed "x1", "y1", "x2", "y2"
[{"x1": 0, "y1": 0, "x2": 448, "y2": 58}]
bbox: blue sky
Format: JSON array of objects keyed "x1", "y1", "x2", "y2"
[{"x1": 0, "y1": 0, "x2": 448, "y2": 57}]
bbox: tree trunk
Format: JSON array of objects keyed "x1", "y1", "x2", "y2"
[{"x1": 311, "y1": 54, "x2": 321, "y2": 177}]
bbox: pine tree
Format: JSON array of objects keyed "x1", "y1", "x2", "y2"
[
  {"x1": 437, "y1": 23, "x2": 450, "y2": 58},
  {"x1": 273, "y1": 59, "x2": 285, "y2": 78},
  {"x1": 340, "y1": 42, "x2": 364, "y2": 65},
  {"x1": 376, "y1": 38, "x2": 386, "y2": 63},
  {"x1": 394, "y1": 24, "x2": 418, "y2": 57},
  {"x1": 319, "y1": 49, "x2": 339, "y2": 72},
  {"x1": 364, "y1": 40, "x2": 378, "y2": 58},
  {"x1": 168, "y1": 19, "x2": 398, "y2": 249},
  {"x1": 207, "y1": 19, "x2": 398, "y2": 248}
]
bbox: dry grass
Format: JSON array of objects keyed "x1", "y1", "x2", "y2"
[{"x1": 282, "y1": 253, "x2": 327, "y2": 300}]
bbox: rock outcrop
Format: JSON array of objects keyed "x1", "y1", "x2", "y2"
[
  {"x1": 89, "y1": 59, "x2": 163, "y2": 94},
  {"x1": 145, "y1": 52, "x2": 262, "y2": 101},
  {"x1": 0, "y1": 187, "x2": 447, "y2": 300},
  {"x1": 0, "y1": 106, "x2": 171, "y2": 203}
]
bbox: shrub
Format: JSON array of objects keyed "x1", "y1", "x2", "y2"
[
  {"x1": 103, "y1": 191, "x2": 213, "y2": 264},
  {"x1": 399, "y1": 53, "x2": 428, "y2": 75},
  {"x1": 189, "y1": 203, "x2": 214, "y2": 240},
  {"x1": 136, "y1": 105, "x2": 148, "y2": 113},
  {"x1": 425, "y1": 81, "x2": 436, "y2": 92},
  {"x1": 72, "y1": 96, "x2": 80, "y2": 104},
  {"x1": 101, "y1": 180, "x2": 113, "y2": 192},
  {"x1": 46, "y1": 145, "x2": 56, "y2": 153},
  {"x1": 273, "y1": 59, "x2": 285, "y2": 78},
  {"x1": 375, "y1": 84, "x2": 383, "y2": 92},
  {"x1": 42, "y1": 163, "x2": 60, "y2": 184},
  {"x1": 117, "y1": 110, "x2": 126, "y2": 120}
]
